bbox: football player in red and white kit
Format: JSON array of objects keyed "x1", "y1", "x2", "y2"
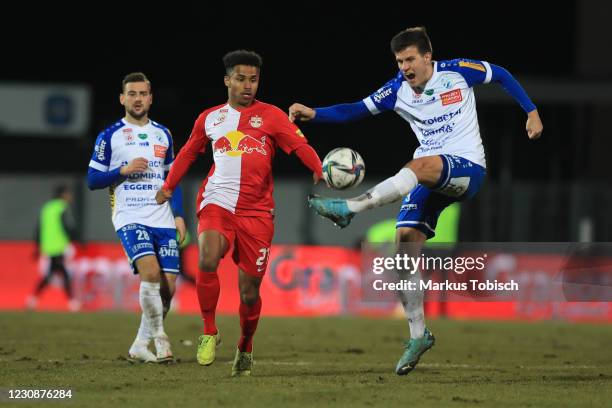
[{"x1": 156, "y1": 50, "x2": 322, "y2": 376}]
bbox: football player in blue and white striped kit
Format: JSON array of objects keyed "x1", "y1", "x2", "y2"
[
  {"x1": 87, "y1": 72, "x2": 186, "y2": 363},
  {"x1": 289, "y1": 27, "x2": 543, "y2": 375}
]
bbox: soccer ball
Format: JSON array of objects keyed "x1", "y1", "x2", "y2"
[{"x1": 322, "y1": 147, "x2": 365, "y2": 190}]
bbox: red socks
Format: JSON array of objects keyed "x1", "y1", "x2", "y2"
[
  {"x1": 196, "y1": 271, "x2": 220, "y2": 335},
  {"x1": 197, "y1": 269, "x2": 262, "y2": 351},
  {"x1": 238, "y1": 297, "x2": 262, "y2": 352}
]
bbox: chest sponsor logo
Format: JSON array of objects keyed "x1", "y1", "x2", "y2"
[
  {"x1": 213, "y1": 109, "x2": 228, "y2": 126},
  {"x1": 154, "y1": 145, "x2": 168, "y2": 158},
  {"x1": 138, "y1": 133, "x2": 148, "y2": 140},
  {"x1": 249, "y1": 115, "x2": 263, "y2": 128},
  {"x1": 213, "y1": 130, "x2": 267, "y2": 157},
  {"x1": 441, "y1": 89, "x2": 462, "y2": 106}
]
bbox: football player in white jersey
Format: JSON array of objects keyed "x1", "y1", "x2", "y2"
[
  {"x1": 289, "y1": 27, "x2": 543, "y2": 375},
  {"x1": 87, "y1": 72, "x2": 186, "y2": 363}
]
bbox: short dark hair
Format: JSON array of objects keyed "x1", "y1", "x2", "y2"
[
  {"x1": 122, "y1": 72, "x2": 151, "y2": 93},
  {"x1": 223, "y1": 50, "x2": 263, "y2": 75},
  {"x1": 53, "y1": 184, "x2": 70, "y2": 198},
  {"x1": 390, "y1": 26, "x2": 432, "y2": 55}
]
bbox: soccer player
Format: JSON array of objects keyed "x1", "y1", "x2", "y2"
[
  {"x1": 28, "y1": 184, "x2": 80, "y2": 312},
  {"x1": 289, "y1": 27, "x2": 543, "y2": 375},
  {"x1": 156, "y1": 50, "x2": 322, "y2": 377},
  {"x1": 87, "y1": 72, "x2": 186, "y2": 363}
]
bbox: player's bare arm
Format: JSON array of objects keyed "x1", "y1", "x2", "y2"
[
  {"x1": 155, "y1": 188, "x2": 172, "y2": 205},
  {"x1": 174, "y1": 216, "x2": 186, "y2": 244},
  {"x1": 119, "y1": 157, "x2": 148, "y2": 176},
  {"x1": 526, "y1": 110, "x2": 543, "y2": 139},
  {"x1": 289, "y1": 103, "x2": 316, "y2": 122}
]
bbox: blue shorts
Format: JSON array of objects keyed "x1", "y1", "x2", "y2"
[
  {"x1": 396, "y1": 155, "x2": 486, "y2": 239},
  {"x1": 117, "y1": 223, "x2": 180, "y2": 274}
]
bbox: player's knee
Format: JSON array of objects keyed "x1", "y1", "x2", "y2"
[
  {"x1": 239, "y1": 286, "x2": 259, "y2": 306},
  {"x1": 199, "y1": 253, "x2": 221, "y2": 272},
  {"x1": 139, "y1": 264, "x2": 162, "y2": 282},
  {"x1": 407, "y1": 156, "x2": 442, "y2": 184}
]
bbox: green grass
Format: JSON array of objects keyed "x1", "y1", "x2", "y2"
[{"x1": 1, "y1": 311, "x2": 612, "y2": 407}]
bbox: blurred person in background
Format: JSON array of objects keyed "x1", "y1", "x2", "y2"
[
  {"x1": 87, "y1": 72, "x2": 186, "y2": 364},
  {"x1": 27, "y1": 184, "x2": 80, "y2": 312}
]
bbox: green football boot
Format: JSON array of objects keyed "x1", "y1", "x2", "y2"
[
  {"x1": 197, "y1": 332, "x2": 221, "y2": 366},
  {"x1": 395, "y1": 328, "x2": 435, "y2": 375}
]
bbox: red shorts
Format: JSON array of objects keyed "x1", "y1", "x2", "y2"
[{"x1": 197, "y1": 204, "x2": 274, "y2": 277}]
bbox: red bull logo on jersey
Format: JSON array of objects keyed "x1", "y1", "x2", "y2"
[{"x1": 213, "y1": 130, "x2": 267, "y2": 157}]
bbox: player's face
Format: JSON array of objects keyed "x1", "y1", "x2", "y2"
[
  {"x1": 225, "y1": 65, "x2": 260, "y2": 108},
  {"x1": 395, "y1": 46, "x2": 433, "y2": 89},
  {"x1": 120, "y1": 81, "x2": 152, "y2": 120}
]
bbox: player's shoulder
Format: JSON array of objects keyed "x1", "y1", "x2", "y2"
[
  {"x1": 150, "y1": 120, "x2": 170, "y2": 133},
  {"x1": 369, "y1": 72, "x2": 404, "y2": 106},
  {"x1": 382, "y1": 71, "x2": 405, "y2": 90},
  {"x1": 98, "y1": 119, "x2": 126, "y2": 139},
  {"x1": 246, "y1": 101, "x2": 292, "y2": 126},
  {"x1": 254, "y1": 100, "x2": 286, "y2": 117},
  {"x1": 438, "y1": 58, "x2": 487, "y2": 74}
]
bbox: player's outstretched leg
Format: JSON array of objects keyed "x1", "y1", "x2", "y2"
[
  {"x1": 308, "y1": 194, "x2": 355, "y2": 228},
  {"x1": 395, "y1": 328, "x2": 435, "y2": 375},
  {"x1": 308, "y1": 167, "x2": 419, "y2": 228}
]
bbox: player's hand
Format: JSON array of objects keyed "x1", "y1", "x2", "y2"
[
  {"x1": 526, "y1": 110, "x2": 543, "y2": 140},
  {"x1": 174, "y1": 216, "x2": 186, "y2": 245},
  {"x1": 120, "y1": 157, "x2": 149, "y2": 175},
  {"x1": 289, "y1": 103, "x2": 316, "y2": 122},
  {"x1": 155, "y1": 188, "x2": 172, "y2": 204},
  {"x1": 313, "y1": 171, "x2": 323, "y2": 185}
]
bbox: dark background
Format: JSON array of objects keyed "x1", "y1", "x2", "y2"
[{"x1": 2, "y1": 1, "x2": 581, "y2": 182}]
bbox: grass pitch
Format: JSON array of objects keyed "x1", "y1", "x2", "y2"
[{"x1": 1, "y1": 311, "x2": 612, "y2": 407}]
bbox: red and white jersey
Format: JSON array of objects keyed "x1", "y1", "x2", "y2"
[{"x1": 166, "y1": 100, "x2": 310, "y2": 218}]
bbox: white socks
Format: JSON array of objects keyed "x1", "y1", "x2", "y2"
[
  {"x1": 397, "y1": 268, "x2": 426, "y2": 339},
  {"x1": 135, "y1": 313, "x2": 151, "y2": 343},
  {"x1": 139, "y1": 281, "x2": 165, "y2": 340},
  {"x1": 347, "y1": 168, "x2": 418, "y2": 213}
]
